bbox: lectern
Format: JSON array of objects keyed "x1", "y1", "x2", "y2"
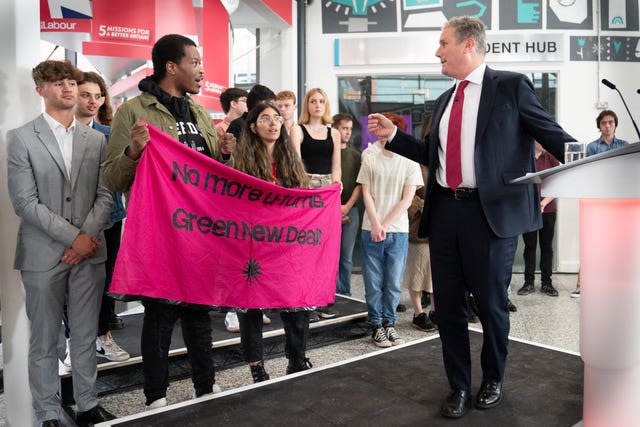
[{"x1": 513, "y1": 143, "x2": 640, "y2": 427}]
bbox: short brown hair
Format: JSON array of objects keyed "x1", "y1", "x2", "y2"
[
  {"x1": 596, "y1": 110, "x2": 618, "y2": 128},
  {"x1": 276, "y1": 90, "x2": 296, "y2": 104},
  {"x1": 382, "y1": 112, "x2": 408, "y2": 132},
  {"x1": 331, "y1": 113, "x2": 353, "y2": 129},
  {"x1": 32, "y1": 60, "x2": 82, "y2": 86}
]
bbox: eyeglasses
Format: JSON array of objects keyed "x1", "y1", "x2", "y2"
[{"x1": 257, "y1": 115, "x2": 285, "y2": 125}]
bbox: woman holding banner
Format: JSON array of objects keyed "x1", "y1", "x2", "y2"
[{"x1": 234, "y1": 102, "x2": 313, "y2": 382}]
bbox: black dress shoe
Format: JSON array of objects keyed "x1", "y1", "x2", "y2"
[
  {"x1": 39, "y1": 420, "x2": 59, "y2": 427},
  {"x1": 475, "y1": 381, "x2": 503, "y2": 409},
  {"x1": 440, "y1": 389, "x2": 471, "y2": 418},
  {"x1": 75, "y1": 404, "x2": 116, "y2": 426},
  {"x1": 508, "y1": 299, "x2": 517, "y2": 312}
]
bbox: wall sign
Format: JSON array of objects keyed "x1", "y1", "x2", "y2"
[{"x1": 570, "y1": 36, "x2": 640, "y2": 62}]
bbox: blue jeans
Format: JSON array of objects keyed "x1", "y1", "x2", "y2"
[
  {"x1": 337, "y1": 206, "x2": 359, "y2": 296},
  {"x1": 361, "y1": 230, "x2": 409, "y2": 326}
]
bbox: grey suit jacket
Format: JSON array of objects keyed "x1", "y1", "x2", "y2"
[{"x1": 6, "y1": 114, "x2": 113, "y2": 271}]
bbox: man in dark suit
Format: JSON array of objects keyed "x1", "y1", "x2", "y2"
[
  {"x1": 367, "y1": 16, "x2": 575, "y2": 419},
  {"x1": 6, "y1": 60, "x2": 115, "y2": 426}
]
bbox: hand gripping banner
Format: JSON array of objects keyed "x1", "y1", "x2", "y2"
[{"x1": 109, "y1": 126, "x2": 341, "y2": 308}]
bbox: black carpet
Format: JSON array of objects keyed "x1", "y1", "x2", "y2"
[{"x1": 111, "y1": 331, "x2": 584, "y2": 427}]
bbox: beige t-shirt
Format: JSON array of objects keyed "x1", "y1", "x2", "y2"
[{"x1": 357, "y1": 142, "x2": 423, "y2": 233}]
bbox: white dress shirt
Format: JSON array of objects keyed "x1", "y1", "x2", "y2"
[
  {"x1": 43, "y1": 111, "x2": 76, "y2": 177},
  {"x1": 437, "y1": 63, "x2": 486, "y2": 189}
]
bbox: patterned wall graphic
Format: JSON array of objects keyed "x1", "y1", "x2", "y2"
[
  {"x1": 400, "y1": 0, "x2": 492, "y2": 31},
  {"x1": 600, "y1": 0, "x2": 639, "y2": 31},
  {"x1": 570, "y1": 35, "x2": 640, "y2": 61},
  {"x1": 322, "y1": 0, "x2": 398, "y2": 33},
  {"x1": 547, "y1": 0, "x2": 593, "y2": 29},
  {"x1": 499, "y1": 0, "x2": 542, "y2": 30}
]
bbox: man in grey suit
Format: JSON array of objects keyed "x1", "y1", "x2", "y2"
[{"x1": 6, "y1": 60, "x2": 115, "y2": 426}]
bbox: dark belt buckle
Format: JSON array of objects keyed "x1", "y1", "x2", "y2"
[{"x1": 454, "y1": 188, "x2": 473, "y2": 200}]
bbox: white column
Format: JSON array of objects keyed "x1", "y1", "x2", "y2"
[{"x1": 0, "y1": 0, "x2": 41, "y2": 425}]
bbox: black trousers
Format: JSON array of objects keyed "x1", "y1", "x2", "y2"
[
  {"x1": 98, "y1": 220, "x2": 122, "y2": 336},
  {"x1": 141, "y1": 300, "x2": 214, "y2": 404},
  {"x1": 522, "y1": 212, "x2": 556, "y2": 286},
  {"x1": 429, "y1": 189, "x2": 517, "y2": 393},
  {"x1": 237, "y1": 309, "x2": 310, "y2": 363}
]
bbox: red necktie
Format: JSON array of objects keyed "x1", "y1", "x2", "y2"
[{"x1": 446, "y1": 80, "x2": 469, "y2": 190}]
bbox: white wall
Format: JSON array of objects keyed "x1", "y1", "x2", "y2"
[{"x1": 301, "y1": 1, "x2": 639, "y2": 272}]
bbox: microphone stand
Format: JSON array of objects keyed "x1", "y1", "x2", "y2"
[{"x1": 610, "y1": 85, "x2": 640, "y2": 141}]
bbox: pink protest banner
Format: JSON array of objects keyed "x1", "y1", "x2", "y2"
[{"x1": 109, "y1": 126, "x2": 341, "y2": 308}]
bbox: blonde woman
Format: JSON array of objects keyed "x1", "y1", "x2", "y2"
[{"x1": 290, "y1": 87, "x2": 341, "y2": 188}]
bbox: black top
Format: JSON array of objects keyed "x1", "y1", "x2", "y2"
[{"x1": 300, "y1": 125, "x2": 332, "y2": 174}]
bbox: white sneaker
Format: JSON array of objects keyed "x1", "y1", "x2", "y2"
[
  {"x1": 262, "y1": 313, "x2": 271, "y2": 325},
  {"x1": 225, "y1": 312, "x2": 240, "y2": 333},
  {"x1": 58, "y1": 359, "x2": 71, "y2": 375},
  {"x1": 63, "y1": 338, "x2": 72, "y2": 370},
  {"x1": 96, "y1": 331, "x2": 130, "y2": 362},
  {"x1": 192, "y1": 384, "x2": 222, "y2": 399},
  {"x1": 145, "y1": 397, "x2": 167, "y2": 410}
]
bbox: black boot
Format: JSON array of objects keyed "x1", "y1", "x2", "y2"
[
  {"x1": 250, "y1": 361, "x2": 270, "y2": 383},
  {"x1": 286, "y1": 357, "x2": 313, "y2": 375}
]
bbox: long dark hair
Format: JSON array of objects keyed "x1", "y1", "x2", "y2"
[{"x1": 236, "y1": 102, "x2": 309, "y2": 189}]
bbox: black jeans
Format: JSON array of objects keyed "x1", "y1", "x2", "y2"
[
  {"x1": 238, "y1": 309, "x2": 310, "y2": 363},
  {"x1": 98, "y1": 220, "x2": 122, "y2": 336},
  {"x1": 141, "y1": 300, "x2": 214, "y2": 404},
  {"x1": 523, "y1": 212, "x2": 556, "y2": 286}
]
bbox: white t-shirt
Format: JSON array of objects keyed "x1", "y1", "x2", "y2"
[{"x1": 357, "y1": 142, "x2": 423, "y2": 233}]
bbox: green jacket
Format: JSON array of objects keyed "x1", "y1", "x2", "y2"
[{"x1": 103, "y1": 91, "x2": 232, "y2": 201}]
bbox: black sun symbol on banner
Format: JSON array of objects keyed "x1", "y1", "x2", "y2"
[{"x1": 243, "y1": 258, "x2": 263, "y2": 286}]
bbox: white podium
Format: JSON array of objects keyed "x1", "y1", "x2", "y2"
[{"x1": 513, "y1": 143, "x2": 640, "y2": 427}]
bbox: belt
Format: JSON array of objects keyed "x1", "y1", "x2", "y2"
[{"x1": 435, "y1": 184, "x2": 479, "y2": 200}]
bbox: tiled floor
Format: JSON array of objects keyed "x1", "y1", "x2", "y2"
[{"x1": 0, "y1": 272, "x2": 581, "y2": 423}]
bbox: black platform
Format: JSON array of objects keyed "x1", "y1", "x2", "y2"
[
  {"x1": 61, "y1": 295, "x2": 369, "y2": 400},
  {"x1": 102, "y1": 331, "x2": 584, "y2": 426}
]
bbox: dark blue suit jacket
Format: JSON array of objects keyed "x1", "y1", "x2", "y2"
[{"x1": 386, "y1": 67, "x2": 576, "y2": 238}]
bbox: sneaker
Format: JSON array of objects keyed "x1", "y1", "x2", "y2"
[
  {"x1": 372, "y1": 326, "x2": 392, "y2": 348},
  {"x1": 317, "y1": 307, "x2": 338, "y2": 319},
  {"x1": 517, "y1": 283, "x2": 534, "y2": 295},
  {"x1": 412, "y1": 312, "x2": 437, "y2": 332},
  {"x1": 145, "y1": 397, "x2": 167, "y2": 410},
  {"x1": 262, "y1": 313, "x2": 271, "y2": 325},
  {"x1": 63, "y1": 338, "x2": 72, "y2": 370},
  {"x1": 108, "y1": 313, "x2": 125, "y2": 330},
  {"x1": 396, "y1": 304, "x2": 407, "y2": 313},
  {"x1": 225, "y1": 312, "x2": 240, "y2": 333},
  {"x1": 428, "y1": 310, "x2": 437, "y2": 325},
  {"x1": 96, "y1": 331, "x2": 130, "y2": 362},
  {"x1": 541, "y1": 284, "x2": 559, "y2": 297},
  {"x1": 58, "y1": 359, "x2": 71, "y2": 375},
  {"x1": 570, "y1": 290, "x2": 581, "y2": 298},
  {"x1": 385, "y1": 325, "x2": 405, "y2": 346},
  {"x1": 192, "y1": 384, "x2": 222, "y2": 399},
  {"x1": 308, "y1": 311, "x2": 321, "y2": 323}
]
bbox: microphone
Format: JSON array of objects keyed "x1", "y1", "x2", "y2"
[{"x1": 601, "y1": 79, "x2": 640, "y2": 141}]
